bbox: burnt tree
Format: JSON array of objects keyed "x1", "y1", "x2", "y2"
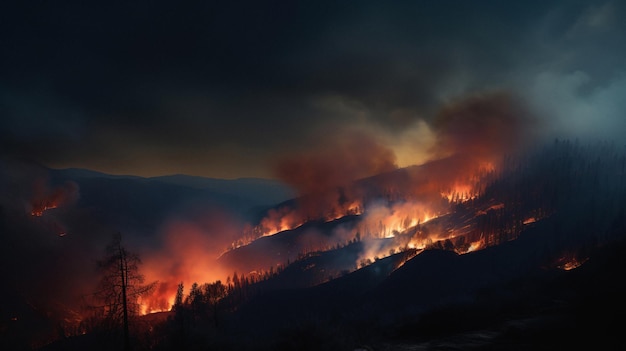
[{"x1": 95, "y1": 233, "x2": 155, "y2": 351}]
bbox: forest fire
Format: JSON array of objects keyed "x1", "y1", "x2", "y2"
[
  {"x1": 140, "y1": 293, "x2": 174, "y2": 315},
  {"x1": 441, "y1": 184, "x2": 478, "y2": 203},
  {"x1": 14, "y1": 138, "x2": 622, "y2": 351},
  {"x1": 29, "y1": 180, "x2": 79, "y2": 216},
  {"x1": 259, "y1": 207, "x2": 305, "y2": 237},
  {"x1": 259, "y1": 201, "x2": 365, "y2": 238},
  {"x1": 523, "y1": 217, "x2": 537, "y2": 225},
  {"x1": 465, "y1": 237, "x2": 486, "y2": 253},
  {"x1": 138, "y1": 212, "x2": 241, "y2": 315},
  {"x1": 137, "y1": 92, "x2": 536, "y2": 319},
  {"x1": 220, "y1": 92, "x2": 530, "y2": 263},
  {"x1": 31, "y1": 202, "x2": 58, "y2": 216},
  {"x1": 359, "y1": 201, "x2": 438, "y2": 239},
  {"x1": 5, "y1": 0, "x2": 626, "y2": 347},
  {"x1": 556, "y1": 253, "x2": 589, "y2": 271}
]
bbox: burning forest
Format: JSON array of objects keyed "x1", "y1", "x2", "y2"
[
  {"x1": 139, "y1": 137, "x2": 626, "y2": 351},
  {"x1": 1, "y1": 92, "x2": 625, "y2": 351},
  {"x1": 3, "y1": 91, "x2": 626, "y2": 350},
  {"x1": 219, "y1": 93, "x2": 532, "y2": 274},
  {"x1": 3, "y1": 2, "x2": 626, "y2": 348}
]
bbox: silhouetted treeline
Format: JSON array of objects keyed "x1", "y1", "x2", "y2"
[{"x1": 462, "y1": 139, "x2": 626, "y2": 251}]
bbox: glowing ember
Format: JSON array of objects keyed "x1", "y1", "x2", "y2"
[
  {"x1": 259, "y1": 200, "x2": 365, "y2": 238},
  {"x1": 31, "y1": 202, "x2": 58, "y2": 216},
  {"x1": 29, "y1": 180, "x2": 79, "y2": 216},
  {"x1": 523, "y1": 217, "x2": 537, "y2": 225},
  {"x1": 466, "y1": 237, "x2": 486, "y2": 253},
  {"x1": 557, "y1": 254, "x2": 588, "y2": 271},
  {"x1": 476, "y1": 203, "x2": 504, "y2": 216}
]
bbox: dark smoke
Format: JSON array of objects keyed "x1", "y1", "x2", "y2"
[
  {"x1": 275, "y1": 130, "x2": 397, "y2": 194},
  {"x1": 430, "y1": 91, "x2": 536, "y2": 162},
  {"x1": 273, "y1": 131, "x2": 397, "y2": 219}
]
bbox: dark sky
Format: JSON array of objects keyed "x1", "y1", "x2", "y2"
[{"x1": 2, "y1": 0, "x2": 625, "y2": 179}]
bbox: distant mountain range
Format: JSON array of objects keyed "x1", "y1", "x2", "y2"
[
  {"x1": 52, "y1": 168, "x2": 295, "y2": 211},
  {"x1": 44, "y1": 168, "x2": 295, "y2": 240}
]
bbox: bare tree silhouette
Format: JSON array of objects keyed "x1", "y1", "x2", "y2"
[{"x1": 95, "y1": 233, "x2": 155, "y2": 351}]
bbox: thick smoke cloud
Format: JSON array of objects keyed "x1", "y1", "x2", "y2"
[
  {"x1": 431, "y1": 92, "x2": 535, "y2": 162},
  {"x1": 1, "y1": 1, "x2": 623, "y2": 177},
  {"x1": 254, "y1": 90, "x2": 538, "y2": 248},
  {"x1": 272, "y1": 131, "x2": 396, "y2": 221},
  {"x1": 527, "y1": 71, "x2": 626, "y2": 142},
  {"x1": 274, "y1": 91, "x2": 536, "y2": 202},
  {"x1": 275, "y1": 131, "x2": 397, "y2": 194}
]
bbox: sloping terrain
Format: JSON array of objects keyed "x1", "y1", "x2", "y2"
[{"x1": 223, "y1": 214, "x2": 624, "y2": 350}]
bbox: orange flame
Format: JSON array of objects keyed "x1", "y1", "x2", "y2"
[
  {"x1": 466, "y1": 237, "x2": 486, "y2": 253},
  {"x1": 140, "y1": 211, "x2": 241, "y2": 314},
  {"x1": 29, "y1": 180, "x2": 78, "y2": 216},
  {"x1": 556, "y1": 253, "x2": 588, "y2": 271},
  {"x1": 31, "y1": 202, "x2": 59, "y2": 216}
]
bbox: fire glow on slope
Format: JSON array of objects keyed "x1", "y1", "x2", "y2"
[
  {"x1": 140, "y1": 92, "x2": 535, "y2": 313},
  {"x1": 556, "y1": 253, "x2": 589, "y2": 271},
  {"x1": 29, "y1": 180, "x2": 79, "y2": 217},
  {"x1": 233, "y1": 92, "x2": 530, "y2": 250},
  {"x1": 359, "y1": 201, "x2": 438, "y2": 239},
  {"x1": 259, "y1": 200, "x2": 365, "y2": 238},
  {"x1": 144, "y1": 158, "x2": 503, "y2": 312},
  {"x1": 139, "y1": 211, "x2": 241, "y2": 314},
  {"x1": 225, "y1": 152, "x2": 498, "y2": 269},
  {"x1": 355, "y1": 202, "x2": 510, "y2": 271}
]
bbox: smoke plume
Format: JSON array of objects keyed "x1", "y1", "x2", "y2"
[
  {"x1": 273, "y1": 130, "x2": 397, "y2": 221},
  {"x1": 140, "y1": 208, "x2": 243, "y2": 313},
  {"x1": 275, "y1": 130, "x2": 397, "y2": 194},
  {"x1": 430, "y1": 91, "x2": 535, "y2": 163}
]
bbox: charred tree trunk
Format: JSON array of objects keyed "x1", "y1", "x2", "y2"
[
  {"x1": 119, "y1": 242, "x2": 130, "y2": 351},
  {"x1": 94, "y1": 234, "x2": 155, "y2": 351}
]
